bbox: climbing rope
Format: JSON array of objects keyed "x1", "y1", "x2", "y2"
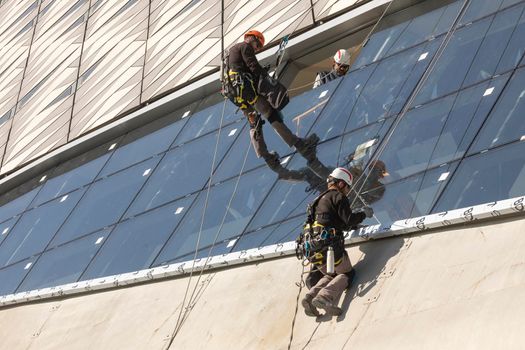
[{"x1": 348, "y1": 0, "x2": 472, "y2": 212}]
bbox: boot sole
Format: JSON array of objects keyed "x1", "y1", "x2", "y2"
[
  {"x1": 312, "y1": 298, "x2": 342, "y2": 316},
  {"x1": 301, "y1": 298, "x2": 320, "y2": 317}
]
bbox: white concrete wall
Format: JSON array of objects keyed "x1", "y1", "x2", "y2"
[{"x1": 1, "y1": 215, "x2": 525, "y2": 349}]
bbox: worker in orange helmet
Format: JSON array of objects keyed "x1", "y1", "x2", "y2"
[{"x1": 222, "y1": 30, "x2": 320, "y2": 176}]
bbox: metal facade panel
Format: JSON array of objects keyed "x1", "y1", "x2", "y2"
[
  {"x1": 70, "y1": 0, "x2": 149, "y2": 139},
  {"x1": 143, "y1": 0, "x2": 313, "y2": 101},
  {"x1": 315, "y1": 0, "x2": 363, "y2": 19},
  {"x1": 3, "y1": 0, "x2": 89, "y2": 173},
  {"x1": 0, "y1": 0, "x2": 38, "y2": 162}
]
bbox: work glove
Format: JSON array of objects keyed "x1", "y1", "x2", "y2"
[{"x1": 360, "y1": 206, "x2": 374, "y2": 218}]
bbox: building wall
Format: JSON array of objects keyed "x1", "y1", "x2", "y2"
[
  {"x1": 1, "y1": 216, "x2": 524, "y2": 349},
  {"x1": 0, "y1": 0, "x2": 364, "y2": 175}
]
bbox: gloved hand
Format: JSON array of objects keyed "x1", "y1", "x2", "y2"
[{"x1": 361, "y1": 206, "x2": 374, "y2": 218}]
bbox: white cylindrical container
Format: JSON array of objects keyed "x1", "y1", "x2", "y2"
[{"x1": 326, "y1": 246, "x2": 335, "y2": 274}]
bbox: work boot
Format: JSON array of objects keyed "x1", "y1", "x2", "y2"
[
  {"x1": 294, "y1": 133, "x2": 320, "y2": 163},
  {"x1": 312, "y1": 295, "x2": 342, "y2": 316},
  {"x1": 301, "y1": 294, "x2": 320, "y2": 317}
]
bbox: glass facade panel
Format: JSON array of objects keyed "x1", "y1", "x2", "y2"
[
  {"x1": 33, "y1": 142, "x2": 115, "y2": 206},
  {"x1": 153, "y1": 167, "x2": 276, "y2": 265},
  {"x1": 0, "y1": 217, "x2": 18, "y2": 247},
  {"x1": 353, "y1": 22, "x2": 408, "y2": 68},
  {"x1": 234, "y1": 215, "x2": 304, "y2": 251},
  {"x1": 460, "y1": 0, "x2": 506, "y2": 25},
  {"x1": 80, "y1": 196, "x2": 195, "y2": 280},
  {"x1": 313, "y1": 65, "x2": 375, "y2": 141},
  {"x1": 0, "y1": 187, "x2": 40, "y2": 224},
  {"x1": 495, "y1": 5, "x2": 525, "y2": 74},
  {"x1": 415, "y1": 17, "x2": 492, "y2": 105},
  {"x1": 125, "y1": 122, "x2": 242, "y2": 217},
  {"x1": 469, "y1": 67, "x2": 525, "y2": 153},
  {"x1": 361, "y1": 163, "x2": 457, "y2": 226},
  {"x1": 0, "y1": 189, "x2": 85, "y2": 268},
  {"x1": 463, "y1": 6, "x2": 525, "y2": 86},
  {"x1": 98, "y1": 118, "x2": 187, "y2": 178},
  {"x1": 50, "y1": 158, "x2": 160, "y2": 246},
  {"x1": 378, "y1": 74, "x2": 509, "y2": 183},
  {"x1": 17, "y1": 229, "x2": 111, "y2": 293},
  {"x1": 173, "y1": 101, "x2": 239, "y2": 146},
  {"x1": 434, "y1": 142, "x2": 525, "y2": 212},
  {"x1": 0, "y1": 257, "x2": 37, "y2": 295},
  {"x1": 346, "y1": 41, "x2": 440, "y2": 132}
]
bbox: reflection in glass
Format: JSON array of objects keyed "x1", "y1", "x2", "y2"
[
  {"x1": 0, "y1": 257, "x2": 36, "y2": 295},
  {"x1": 469, "y1": 68, "x2": 525, "y2": 153},
  {"x1": 80, "y1": 196, "x2": 195, "y2": 280},
  {"x1": 460, "y1": 0, "x2": 508, "y2": 25},
  {"x1": 0, "y1": 217, "x2": 18, "y2": 247},
  {"x1": 378, "y1": 74, "x2": 508, "y2": 183},
  {"x1": 0, "y1": 189, "x2": 85, "y2": 268},
  {"x1": 50, "y1": 158, "x2": 160, "y2": 246},
  {"x1": 17, "y1": 229, "x2": 110, "y2": 293},
  {"x1": 434, "y1": 142, "x2": 525, "y2": 212},
  {"x1": 361, "y1": 162, "x2": 457, "y2": 226},
  {"x1": 153, "y1": 167, "x2": 276, "y2": 265},
  {"x1": 125, "y1": 122, "x2": 242, "y2": 217},
  {"x1": 495, "y1": 5, "x2": 525, "y2": 74}
]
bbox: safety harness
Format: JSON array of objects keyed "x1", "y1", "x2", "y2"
[
  {"x1": 296, "y1": 189, "x2": 345, "y2": 266},
  {"x1": 221, "y1": 50, "x2": 258, "y2": 111}
]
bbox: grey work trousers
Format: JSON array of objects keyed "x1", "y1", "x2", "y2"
[{"x1": 305, "y1": 252, "x2": 353, "y2": 303}]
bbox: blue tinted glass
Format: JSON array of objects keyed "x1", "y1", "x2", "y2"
[
  {"x1": 347, "y1": 41, "x2": 439, "y2": 131},
  {"x1": 17, "y1": 229, "x2": 110, "y2": 292},
  {"x1": 496, "y1": 5, "x2": 525, "y2": 73},
  {"x1": 153, "y1": 167, "x2": 276, "y2": 265},
  {"x1": 81, "y1": 196, "x2": 195, "y2": 279},
  {"x1": 0, "y1": 217, "x2": 18, "y2": 247},
  {"x1": 435, "y1": 142, "x2": 525, "y2": 212},
  {"x1": 0, "y1": 187, "x2": 40, "y2": 224},
  {"x1": 173, "y1": 101, "x2": 239, "y2": 145},
  {"x1": 50, "y1": 158, "x2": 160, "y2": 246},
  {"x1": 0, "y1": 189, "x2": 85, "y2": 268},
  {"x1": 313, "y1": 65, "x2": 375, "y2": 141},
  {"x1": 33, "y1": 148, "x2": 112, "y2": 206},
  {"x1": 126, "y1": 122, "x2": 242, "y2": 217},
  {"x1": 361, "y1": 162, "x2": 457, "y2": 226},
  {"x1": 433, "y1": 1, "x2": 463, "y2": 36},
  {"x1": 385, "y1": 2, "x2": 453, "y2": 56},
  {"x1": 98, "y1": 118, "x2": 187, "y2": 178},
  {"x1": 378, "y1": 74, "x2": 509, "y2": 183},
  {"x1": 460, "y1": 0, "x2": 505, "y2": 24},
  {"x1": 0, "y1": 257, "x2": 36, "y2": 296},
  {"x1": 234, "y1": 215, "x2": 304, "y2": 251},
  {"x1": 415, "y1": 17, "x2": 492, "y2": 105},
  {"x1": 353, "y1": 21, "x2": 409, "y2": 67},
  {"x1": 463, "y1": 6, "x2": 525, "y2": 86},
  {"x1": 469, "y1": 67, "x2": 525, "y2": 153},
  {"x1": 246, "y1": 139, "x2": 340, "y2": 231}
]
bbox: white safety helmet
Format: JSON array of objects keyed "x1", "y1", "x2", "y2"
[
  {"x1": 333, "y1": 49, "x2": 351, "y2": 65},
  {"x1": 328, "y1": 167, "x2": 353, "y2": 187}
]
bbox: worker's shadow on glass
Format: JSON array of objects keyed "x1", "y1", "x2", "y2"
[{"x1": 336, "y1": 237, "x2": 405, "y2": 321}]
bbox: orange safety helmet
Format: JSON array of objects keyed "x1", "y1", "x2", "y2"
[{"x1": 244, "y1": 30, "x2": 265, "y2": 47}]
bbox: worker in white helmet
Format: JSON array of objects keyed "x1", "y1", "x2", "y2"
[
  {"x1": 298, "y1": 167, "x2": 373, "y2": 317},
  {"x1": 313, "y1": 49, "x2": 352, "y2": 89}
]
